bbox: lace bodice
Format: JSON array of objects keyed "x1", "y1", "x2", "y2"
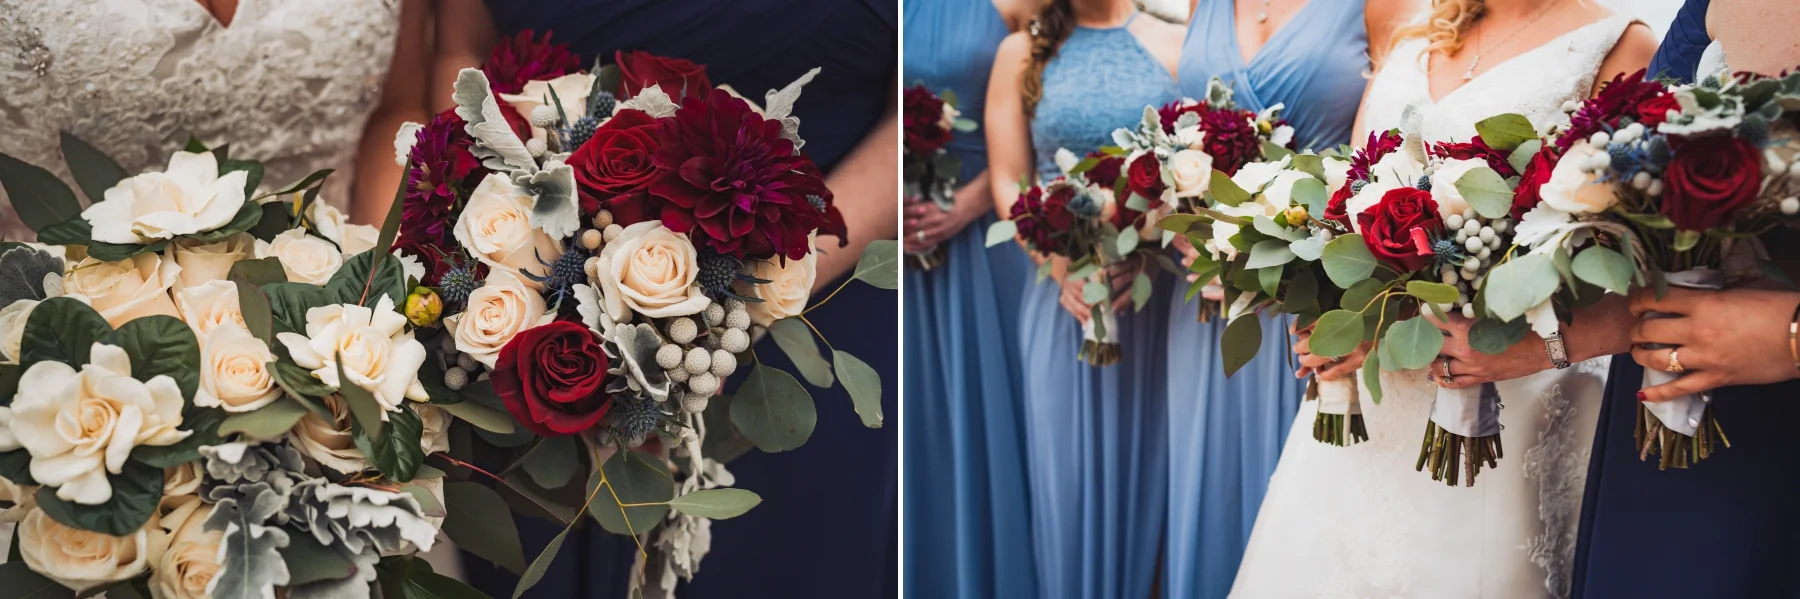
[
  {"x1": 0, "y1": 0, "x2": 399, "y2": 240},
  {"x1": 1031, "y1": 16, "x2": 1181, "y2": 177}
]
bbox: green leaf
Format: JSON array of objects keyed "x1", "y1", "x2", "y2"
[
  {"x1": 1281, "y1": 270, "x2": 1319, "y2": 313},
  {"x1": 833, "y1": 350, "x2": 883, "y2": 428},
  {"x1": 1362, "y1": 347, "x2": 1384, "y2": 404},
  {"x1": 217, "y1": 399, "x2": 309, "y2": 440},
  {"x1": 336, "y1": 352, "x2": 385, "y2": 440},
  {"x1": 1130, "y1": 271, "x2": 1154, "y2": 312},
  {"x1": 1382, "y1": 316, "x2": 1444, "y2": 370},
  {"x1": 35, "y1": 219, "x2": 92, "y2": 245},
  {"x1": 218, "y1": 159, "x2": 265, "y2": 196},
  {"x1": 1291, "y1": 154, "x2": 1325, "y2": 180},
  {"x1": 401, "y1": 565, "x2": 491, "y2": 599},
  {"x1": 589, "y1": 450, "x2": 673, "y2": 536},
  {"x1": 768, "y1": 318, "x2": 835, "y2": 387},
  {"x1": 667, "y1": 488, "x2": 763, "y2": 520},
  {"x1": 249, "y1": 202, "x2": 291, "y2": 241},
  {"x1": 112, "y1": 315, "x2": 200, "y2": 400},
  {"x1": 0, "y1": 450, "x2": 34, "y2": 486},
  {"x1": 1340, "y1": 278, "x2": 1387, "y2": 312},
  {"x1": 270, "y1": 359, "x2": 335, "y2": 400},
  {"x1": 328, "y1": 250, "x2": 406, "y2": 308},
  {"x1": 59, "y1": 133, "x2": 125, "y2": 204},
  {"x1": 1258, "y1": 264, "x2": 1283, "y2": 296},
  {"x1": 1221, "y1": 314, "x2": 1264, "y2": 376},
  {"x1": 260, "y1": 168, "x2": 335, "y2": 199},
  {"x1": 263, "y1": 282, "x2": 334, "y2": 335},
  {"x1": 356, "y1": 402, "x2": 425, "y2": 482},
  {"x1": 1481, "y1": 253, "x2": 1560, "y2": 321},
  {"x1": 1473, "y1": 113, "x2": 1536, "y2": 151},
  {"x1": 1621, "y1": 212, "x2": 1676, "y2": 229},
  {"x1": 1245, "y1": 238, "x2": 1297, "y2": 269},
  {"x1": 518, "y1": 436, "x2": 579, "y2": 489},
  {"x1": 234, "y1": 278, "x2": 275, "y2": 344},
  {"x1": 19, "y1": 297, "x2": 111, "y2": 372},
  {"x1": 0, "y1": 153, "x2": 83, "y2": 233},
  {"x1": 1208, "y1": 170, "x2": 1250, "y2": 206},
  {"x1": 0, "y1": 562, "x2": 75, "y2": 599},
  {"x1": 184, "y1": 136, "x2": 209, "y2": 153},
  {"x1": 1114, "y1": 229, "x2": 1140, "y2": 256},
  {"x1": 280, "y1": 530, "x2": 360, "y2": 586},
  {"x1": 35, "y1": 460, "x2": 161, "y2": 536},
  {"x1": 434, "y1": 398, "x2": 516, "y2": 434},
  {"x1": 130, "y1": 408, "x2": 223, "y2": 468},
  {"x1": 985, "y1": 219, "x2": 1019, "y2": 247},
  {"x1": 1469, "y1": 317, "x2": 1530, "y2": 354},
  {"x1": 1453, "y1": 166, "x2": 1514, "y2": 220},
  {"x1": 1673, "y1": 229, "x2": 1701, "y2": 252},
  {"x1": 1309, "y1": 310, "x2": 1365, "y2": 358},
  {"x1": 1155, "y1": 213, "x2": 1205, "y2": 234},
  {"x1": 84, "y1": 240, "x2": 165, "y2": 262},
  {"x1": 511, "y1": 524, "x2": 568, "y2": 599},
  {"x1": 1507, "y1": 139, "x2": 1542, "y2": 175},
  {"x1": 851, "y1": 240, "x2": 899, "y2": 289},
  {"x1": 185, "y1": 202, "x2": 264, "y2": 244},
  {"x1": 729, "y1": 363, "x2": 816, "y2": 452},
  {"x1": 1320, "y1": 234, "x2": 1378, "y2": 289},
  {"x1": 1405, "y1": 280, "x2": 1460, "y2": 304},
  {"x1": 1571, "y1": 245, "x2": 1634, "y2": 294},
  {"x1": 1291, "y1": 177, "x2": 1328, "y2": 220},
  {"x1": 444, "y1": 481, "x2": 527, "y2": 574},
  {"x1": 1082, "y1": 281, "x2": 1109, "y2": 305},
  {"x1": 1262, "y1": 140, "x2": 1295, "y2": 161},
  {"x1": 0, "y1": 363, "x2": 17, "y2": 405}
]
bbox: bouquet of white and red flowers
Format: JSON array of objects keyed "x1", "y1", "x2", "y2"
[{"x1": 902, "y1": 84, "x2": 977, "y2": 270}]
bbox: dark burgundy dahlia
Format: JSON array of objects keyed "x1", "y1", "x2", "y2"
[
  {"x1": 647, "y1": 89, "x2": 847, "y2": 261},
  {"x1": 399, "y1": 111, "x2": 483, "y2": 247},
  {"x1": 1347, "y1": 130, "x2": 1405, "y2": 183},
  {"x1": 1080, "y1": 152, "x2": 1124, "y2": 189},
  {"x1": 1157, "y1": 101, "x2": 1209, "y2": 133},
  {"x1": 1198, "y1": 108, "x2": 1263, "y2": 175},
  {"x1": 1560, "y1": 69, "x2": 1667, "y2": 150},
  {"x1": 481, "y1": 30, "x2": 583, "y2": 95},
  {"x1": 1431, "y1": 136, "x2": 1518, "y2": 178}
]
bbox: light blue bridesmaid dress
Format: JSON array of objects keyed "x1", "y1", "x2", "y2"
[
  {"x1": 1163, "y1": 2, "x2": 1369, "y2": 597},
  {"x1": 901, "y1": 1, "x2": 1038, "y2": 597},
  {"x1": 1022, "y1": 13, "x2": 1179, "y2": 599}
]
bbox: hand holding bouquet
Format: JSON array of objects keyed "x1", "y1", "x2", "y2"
[{"x1": 902, "y1": 84, "x2": 978, "y2": 270}]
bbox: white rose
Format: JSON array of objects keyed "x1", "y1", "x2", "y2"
[
  {"x1": 1231, "y1": 160, "x2": 1287, "y2": 192},
  {"x1": 1538, "y1": 141, "x2": 1620, "y2": 214},
  {"x1": 149, "y1": 498, "x2": 221, "y2": 599},
  {"x1": 415, "y1": 404, "x2": 452, "y2": 455},
  {"x1": 0, "y1": 475, "x2": 36, "y2": 522},
  {"x1": 62, "y1": 253, "x2": 183, "y2": 328},
  {"x1": 499, "y1": 73, "x2": 596, "y2": 143},
  {"x1": 162, "y1": 462, "x2": 203, "y2": 499},
  {"x1": 2, "y1": 343, "x2": 189, "y2": 504},
  {"x1": 195, "y1": 324, "x2": 280, "y2": 413},
  {"x1": 17, "y1": 509, "x2": 151, "y2": 592},
  {"x1": 1346, "y1": 179, "x2": 1403, "y2": 234},
  {"x1": 1369, "y1": 150, "x2": 1425, "y2": 186},
  {"x1": 1427, "y1": 158, "x2": 1488, "y2": 219},
  {"x1": 1270, "y1": 124, "x2": 1296, "y2": 148},
  {"x1": 172, "y1": 280, "x2": 245, "y2": 339},
  {"x1": 0, "y1": 299, "x2": 39, "y2": 363},
  {"x1": 739, "y1": 239, "x2": 817, "y2": 327},
  {"x1": 938, "y1": 101, "x2": 961, "y2": 132},
  {"x1": 1167, "y1": 149, "x2": 1214, "y2": 198},
  {"x1": 81, "y1": 151, "x2": 248, "y2": 245},
  {"x1": 1259, "y1": 170, "x2": 1316, "y2": 213},
  {"x1": 308, "y1": 201, "x2": 379, "y2": 256},
  {"x1": 290, "y1": 393, "x2": 369, "y2": 474},
  {"x1": 1321, "y1": 156, "x2": 1350, "y2": 197},
  {"x1": 167, "y1": 233, "x2": 254, "y2": 291},
  {"x1": 454, "y1": 174, "x2": 565, "y2": 283},
  {"x1": 258, "y1": 228, "x2": 343, "y2": 285},
  {"x1": 595, "y1": 222, "x2": 712, "y2": 323},
  {"x1": 276, "y1": 295, "x2": 429, "y2": 413},
  {"x1": 447, "y1": 270, "x2": 554, "y2": 368}
]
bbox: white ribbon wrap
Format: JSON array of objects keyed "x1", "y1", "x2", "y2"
[
  {"x1": 1639, "y1": 268, "x2": 1723, "y2": 436},
  {"x1": 1082, "y1": 309, "x2": 1121, "y2": 346},
  {"x1": 1429, "y1": 382, "x2": 1502, "y2": 438},
  {"x1": 1315, "y1": 375, "x2": 1361, "y2": 416}
]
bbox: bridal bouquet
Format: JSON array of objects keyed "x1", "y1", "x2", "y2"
[
  {"x1": 902, "y1": 84, "x2": 977, "y2": 270},
  {"x1": 0, "y1": 138, "x2": 458, "y2": 597},
  {"x1": 399, "y1": 31, "x2": 892, "y2": 598},
  {"x1": 1525, "y1": 68, "x2": 1800, "y2": 467}
]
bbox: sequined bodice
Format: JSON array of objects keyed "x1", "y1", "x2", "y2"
[
  {"x1": 0, "y1": 0, "x2": 399, "y2": 239},
  {"x1": 1031, "y1": 20, "x2": 1180, "y2": 178}
]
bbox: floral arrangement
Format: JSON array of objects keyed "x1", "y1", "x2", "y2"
[
  {"x1": 902, "y1": 84, "x2": 977, "y2": 270},
  {"x1": 1518, "y1": 68, "x2": 1800, "y2": 467}
]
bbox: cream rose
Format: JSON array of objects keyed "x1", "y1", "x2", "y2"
[
  {"x1": 1538, "y1": 141, "x2": 1620, "y2": 214},
  {"x1": 1, "y1": 343, "x2": 189, "y2": 504},
  {"x1": 167, "y1": 233, "x2": 254, "y2": 291},
  {"x1": 308, "y1": 201, "x2": 379, "y2": 256},
  {"x1": 173, "y1": 280, "x2": 245, "y2": 339},
  {"x1": 415, "y1": 404, "x2": 452, "y2": 455},
  {"x1": 447, "y1": 270, "x2": 554, "y2": 368},
  {"x1": 499, "y1": 73, "x2": 596, "y2": 143},
  {"x1": 595, "y1": 222, "x2": 712, "y2": 323},
  {"x1": 258, "y1": 228, "x2": 344, "y2": 285},
  {"x1": 149, "y1": 496, "x2": 221, "y2": 599},
  {"x1": 0, "y1": 299, "x2": 38, "y2": 363},
  {"x1": 290, "y1": 393, "x2": 370, "y2": 474},
  {"x1": 0, "y1": 475, "x2": 36, "y2": 522},
  {"x1": 81, "y1": 151, "x2": 249, "y2": 245},
  {"x1": 454, "y1": 174, "x2": 565, "y2": 282},
  {"x1": 162, "y1": 462, "x2": 203, "y2": 499},
  {"x1": 1369, "y1": 150, "x2": 1425, "y2": 187},
  {"x1": 276, "y1": 295, "x2": 429, "y2": 413},
  {"x1": 195, "y1": 324, "x2": 280, "y2": 413},
  {"x1": 1168, "y1": 149, "x2": 1214, "y2": 198},
  {"x1": 739, "y1": 240, "x2": 817, "y2": 327},
  {"x1": 1258, "y1": 170, "x2": 1316, "y2": 213},
  {"x1": 1427, "y1": 158, "x2": 1488, "y2": 219},
  {"x1": 17, "y1": 509, "x2": 151, "y2": 592},
  {"x1": 62, "y1": 253, "x2": 183, "y2": 328},
  {"x1": 1321, "y1": 156, "x2": 1350, "y2": 197}
]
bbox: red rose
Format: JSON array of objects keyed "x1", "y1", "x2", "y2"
[
  {"x1": 617, "y1": 50, "x2": 711, "y2": 101},
  {"x1": 902, "y1": 86, "x2": 951, "y2": 155},
  {"x1": 1661, "y1": 136, "x2": 1763, "y2": 231},
  {"x1": 1635, "y1": 92, "x2": 1680, "y2": 127},
  {"x1": 1126, "y1": 153, "x2": 1166, "y2": 203},
  {"x1": 570, "y1": 108, "x2": 662, "y2": 219},
  {"x1": 1510, "y1": 147, "x2": 1557, "y2": 219},
  {"x1": 1324, "y1": 184, "x2": 1353, "y2": 225},
  {"x1": 1039, "y1": 182, "x2": 1077, "y2": 231},
  {"x1": 1082, "y1": 153, "x2": 1124, "y2": 189},
  {"x1": 1355, "y1": 187, "x2": 1443, "y2": 272},
  {"x1": 493, "y1": 321, "x2": 612, "y2": 437}
]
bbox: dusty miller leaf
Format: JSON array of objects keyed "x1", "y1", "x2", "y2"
[{"x1": 452, "y1": 69, "x2": 537, "y2": 173}]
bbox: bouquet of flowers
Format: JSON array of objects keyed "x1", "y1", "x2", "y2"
[
  {"x1": 0, "y1": 136, "x2": 458, "y2": 597},
  {"x1": 1520, "y1": 68, "x2": 1800, "y2": 467},
  {"x1": 902, "y1": 84, "x2": 977, "y2": 270},
  {"x1": 399, "y1": 31, "x2": 893, "y2": 597}
]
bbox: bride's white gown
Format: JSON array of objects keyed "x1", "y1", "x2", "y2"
[{"x1": 1230, "y1": 15, "x2": 1635, "y2": 599}]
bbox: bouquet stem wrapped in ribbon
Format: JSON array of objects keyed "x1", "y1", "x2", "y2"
[
  {"x1": 1636, "y1": 268, "x2": 1729, "y2": 467},
  {"x1": 1418, "y1": 382, "x2": 1505, "y2": 486},
  {"x1": 1309, "y1": 375, "x2": 1368, "y2": 446}
]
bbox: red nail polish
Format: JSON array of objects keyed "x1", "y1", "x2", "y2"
[{"x1": 1636, "y1": 391, "x2": 1648, "y2": 402}]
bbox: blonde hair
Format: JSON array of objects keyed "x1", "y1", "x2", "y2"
[{"x1": 1391, "y1": 0, "x2": 1487, "y2": 60}]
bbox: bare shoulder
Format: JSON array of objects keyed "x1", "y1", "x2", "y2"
[
  {"x1": 993, "y1": 0, "x2": 1044, "y2": 32},
  {"x1": 1602, "y1": 21, "x2": 1658, "y2": 74},
  {"x1": 995, "y1": 31, "x2": 1033, "y2": 68},
  {"x1": 1140, "y1": 14, "x2": 1188, "y2": 46}
]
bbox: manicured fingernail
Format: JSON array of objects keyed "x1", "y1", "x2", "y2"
[{"x1": 1636, "y1": 391, "x2": 1648, "y2": 402}]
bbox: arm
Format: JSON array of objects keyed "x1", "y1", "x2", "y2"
[
  {"x1": 985, "y1": 32, "x2": 1035, "y2": 223},
  {"x1": 1705, "y1": 0, "x2": 1800, "y2": 77},
  {"x1": 1591, "y1": 22, "x2": 1657, "y2": 98},
  {"x1": 350, "y1": 0, "x2": 433, "y2": 225},
  {"x1": 1432, "y1": 294, "x2": 1635, "y2": 388},
  {"x1": 812, "y1": 82, "x2": 900, "y2": 293},
  {"x1": 1630, "y1": 287, "x2": 1800, "y2": 401},
  {"x1": 429, "y1": 0, "x2": 499, "y2": 115}
]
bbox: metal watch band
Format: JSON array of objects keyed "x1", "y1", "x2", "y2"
[{"x1": 1545, "y1": 332, "x2": 1571, "y2": 369}]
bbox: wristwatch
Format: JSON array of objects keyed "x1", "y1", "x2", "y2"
[{"x1": 1545, "y1": 332, "x2": 1571, "y2": 369}]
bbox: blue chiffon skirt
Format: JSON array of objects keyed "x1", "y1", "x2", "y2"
[
  {"x1": 1019, "y1": 274, "x2": 1170, "y2": 599},
  {"x1": 902, "y1": 215, "x2": 1037, "y2": 598}
]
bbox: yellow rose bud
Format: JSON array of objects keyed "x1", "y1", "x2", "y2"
[
  {"x1": 405, "y1": 286, "x2": 443, "y2": 327},
  {"x1": 1284, "y1": 206, "x2": 1310, "y2": 225}
]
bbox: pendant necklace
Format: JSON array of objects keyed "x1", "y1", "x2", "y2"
[{"x1": 1463, "y1": 0, "x2": 1562, "y2": 80}]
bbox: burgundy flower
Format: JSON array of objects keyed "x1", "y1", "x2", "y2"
[
  {"x1": 399, "y1": 110, "x2": 483, "y2": 247},
  {"x1": 1081, "y1": 153, "x2": 1124, "y2": 189},
  {"x1": 1009, "y1": 182, "x2": 1074, "y2": 254},
  {"x1": 1661, "y1": 136, "x2": 1763, "y2": 231},
  {"x1": 902, "y1": 86, "x2": 952, "y2": 155},
  {"x1": 482, "y1": 30, "x2": 583, "y2": 95},
  {"x1": 1355, "y1": 187, "x2": 1443, "y2": 272},
  {"x1": 647, "y1": 89, "x2": 846, "y2": 260},
  {"x1": 1510, "y1": 147, "x2": 1557, "y2": 219},
  {"x1": 1324, "y1": 184, "x2": 1353, "y2": 226},
  {"x1": 1347, "y1": 130, "x2": 1404, "y2": 184},
  {"x1": 1430, "y1": 136, "x2": 1518, "y2": 178},
  {"x1": 494, "y1": 321, "x2": 612, "y2": 437},
  {"x1": 616, "y1": 51, "x2": 712, "y2": 101},
  {"x1": 1561, "y1": 69, "x2": 1666, "y2": 150},
  {"x1": 1125, "y1": 153, "x2": 1165, "y2": 205},
  {"x1": 1199, "y1": 109, "x2": 1263, "y2": 175},
  {"x1": 570, "y1": 108, "x2": 662, "y2": 219},
  {"x1": 1158, "y1": 101, "x2": 1209, "y2": 133},
  {"x1": 1635, "y1": 92, "x2": 1681, "y2": 127}
]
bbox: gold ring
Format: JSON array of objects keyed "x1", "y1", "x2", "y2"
[{"x1": 1666, "y1": 348, "x2": 1684, "y2": 373}]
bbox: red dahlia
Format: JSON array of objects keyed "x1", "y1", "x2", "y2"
[
  {"x1": 1347, "y1": 130, "x2": 1405, "y2": 183},
  {"x1": 1198, "y1": 108, "x2": 1263, "y2": 175},
  {"x1": 482, "y1": 30, "x2": 583, "y2": 95},
  {"x1": 399, "y1": 111, "x2": 482, "y2": 247},
  {"x1": 1561, "y1": 69, "x2": 1666, "y2": 150}
]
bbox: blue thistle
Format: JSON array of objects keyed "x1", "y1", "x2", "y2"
[
  {"x1": 523, "y1": 244, "x2": 590, "y2": 307},
  {"x1": 1431, "y1": 237, "x2": 1466, "y2": 271},
  {"x1": 696, "y1": 247, "x2": 742, "y2": 298},
  {"x1": 1067, "y1": 191, "x2": 1101, "y2": 218},
  {"x1": 589, "y1": 91, "x2": 618, "y2": 120},
  {"x1": 615, "y1": 396, "x2": 663, "y2": 438},
  {"x1": 1606, "y1": 142, "x2": 1642, "y2": 181},
  {"x1": 807, "y1": 194, "x2": 827, "y2": 212},
  {"x1": 1416, "y1": 174, "x2": 1432, "y2": 191},
  {"x1": 1643, "y1": 135, "x2": 1671, "y2": 170},
  {"x1": 1351, "y1": 180, "x2": 1367, "y2": 193},
  {"x1": 562, "y1": 115, "x2": 601, "y2": 152},
  {"x1": 438, "y1": 253, "x2": 482, "y2": 307}
]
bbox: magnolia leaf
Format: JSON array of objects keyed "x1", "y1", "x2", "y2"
[
  {"x1": 263, "y1": 282, "x2": 335, "y2": 335},
  {"x1": 0, "y1": 562, "x2": 75, "y2": 599},
  {"x1": 1571, "y1": 245, "x2": 1634, "y2": 294},
  {"x1": 1221, "y1": 314, "x2": 1264, "y2": 376},
  {"x1": 1208, "y1": 170, "x2": 1250, "y2": 206},
  {"x1": 59, "y1": 132, "x2": 124, "y2": 204},
  {"x1": 985, "y1": 219, "x2": 1019, "y2": 247},
  {"x1": 729, "y1": 363, "x2": 817, "y2": 452},
  {"x1": 1482, "y1": 253, "x2": 1559, "y2": 321},
  {"x1": 1382, "y1": 316, "x2": 1444, "y2": 370},
  {"x1": 34, "y1": 218, "x2": 91, "y2": 245},
  {"x1": 130, "y1": 408, "x2": 223, "y2": 468},
  {"x1": 769, "y1": 318, "x2": 835, "y2": 387},
  {"x1": 1469, "y1": 317, "x2": 1530, "y2": 354},
  {"x1": 217, "y1": 399, "x2": 309, "y2": 441},
  {"x1": 667, "y1": 488, "x2": 763, "y2": 520},
  {"x1": 434, "y1": 399, "x2": 515, "y2": 434},
  {"x1": 452, "y1": 69, "x2": 537, "y2": 173},
  {"x1": 185, "y1": 202, "x2": 263, "y2": 244},
  {"x1": 444, "y1": 481, "x2": 527, "y2": 574},
  {"x1": 0, "y1": 152, "x2": 82, "y2": 233},
  {"x1": 84, "y1": 240, "x2": 164, "y2": 262},
  {"x1": 1245, "y1": 238, "x2": 1298, "y2": 269},
  {"x1": 327, "y1": 250, "x2": 406, "y2": 308},
  {"x1": 19, "y1": 297, "x2": 109, "y2": 372},
  {"x1": 1320, "y1": 234, "x2": 1377, "y2": 288},
  {"x1": 1473, "y1": 113, "x2": 1536, "y2": 151},
  {"x1": 1453, "y1": 166, "x2": 1514, "y2": 220},
  {"x1": 1405, "y1": 280, "x2": 1460, "y2": 305},
  {"x1": 834, "y1": 350, "x2": 883, "y2": 428},
  {"x1": 1309, "y1": 310, "x2": 1365, "y2": 358},
  {"x1": 512, "y1": 525, "x2": 568, "y2": 599},
  {"x1": 113, "y1": 315, "x2": 200, "y2": 400},
  {"x1": 356, "y1": 402, "x2": 424, "y2": 482},
  {"x1": 589, "y1": 450, "x2": 674, "y2": 536},
  {"x1": 35, "y1": 460, "x2": 162, "y2": 536}
]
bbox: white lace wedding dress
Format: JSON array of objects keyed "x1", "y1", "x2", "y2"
[
  {"x1": 1229, "y1": 15, "x2": 1634, "y2": 599},
  {"x1": 0, "y1": 0, "x2": 401, "y2": 240}
]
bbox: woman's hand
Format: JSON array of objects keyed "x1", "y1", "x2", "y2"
[
  {"x1": 903, "y1": 173, "x2": 993, "y2": 253},
  {"x1": 1628, "y1": 287, "x2": 1800, "y2": 401},
  {"x1": 1433, "y1": 294, "x2": 1635, "y2": 389},
  {"x1": 1292, "y1": 320, "x2": 1366, "y2": 381},
  {"x1": 1055, "y1": 258, "x2": 1139, "y2": 322}
]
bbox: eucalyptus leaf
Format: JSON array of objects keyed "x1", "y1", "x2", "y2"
[
  {"x1": 588, "y1": 450, "x2": 673, "y2": 536},
  {"x1": 234, "y1": 278, "x2": 275, "y2": 344},
  {"x1": 1208, "y1": 170, "x2": 1250, "y2": 206},
  {"x1": 1405, "y1": 280, "x2": 1460, "y2": 304},
  {"x1": 729, "y1": 364, "x2": 817, "y2": 453},
  {"x1": 1282, "y1": 270, "x2": 1319, "y2": 313},
  {"x1": 1571, "y1": 245, "x2": 1634, "y2": 294},
  {"x1": 1481, "y1": 253, "x2": 1560, "y2": 321},
  {"x1": 1362, "y1": 347, "x2": 1384, "y2": 403},
  {"x1": 1340, "y1": 277, "x2": 1388, "y2": 313},
  {"x1": 1472, "y1": 113, "x2": 1536, "y2": 151},
  {"x1": 985, "y1": 219, "x2": 1018, "y2": 247},
  {"x1": 328, "y1": 250, "x2": 406, "y2": 308},
  {"x1": 1130, "y1": 272, "x2": 1154, "y2": 312},
  {"x1": 769, "y1": 318, "x2": 835, "y2": 387},
  {"x1": 1507, "y1": 139, "x2": 1542, "y2": 175},
  {"x1": 444, "y1": 481, "x2": 527, "y2": 574},
  {"x1": 1245, "y1": 239, "x2": 1298, "y2": 269},
  {"x1": 434, "y1": 399, "x2": 516, "y2": 434},
  {"x1": 1320, "y1": 234, "x2": 1377, "y2": 289},
  {"x1": 1082, "y1": 281, "x2": 1109, "y2": 305},
  {"x1": 1291, "y1": 154, "x2": 1324, "y2": 180},
  {"x1": 1115, "y1": 230, "x2": 1140, "y2": 256},
  {"x1": 519, "y1": 436, "x2": 580, "y2": 489},
  {"x1": 1290, "y1": 177, "x2": 1328, "y2": 219},
  {"x1": 1308, "y1": 310, "x2": 1365, "y2": 358},
  {"x1": 511, "y1": 524, "x2": 567, "y2": 599},
  {"x1": 1155, "y1": 213, "x2": 1204, "y2": 234},
  {"x1": 1453, "y1": 166, "x2": 1514, "y2": 220},
  {"x1": 834, "y1": 350, "x2": 883, "y2": 428},
  {"x1": 1382, "y1": 316, "x2": 1444, "y2": 370},
  {"x1": 667, "y1": 488, "x2": 763, "y2": 520}
]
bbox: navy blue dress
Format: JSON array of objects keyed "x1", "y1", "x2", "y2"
[
  {"x1": 1572, "y1": 15, "x2": 1800, "y2": 593},
  {"x1": 472, "y1": 2, "x2": 897, "y2": 598}
]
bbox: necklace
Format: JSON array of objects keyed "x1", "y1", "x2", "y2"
[
  {"x1": 1462, "y1": 0, "x2": 1563, "y2": 80},
  {"x1": 1257, "y1": 0, "x2": 1275, "y2": 23}
]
